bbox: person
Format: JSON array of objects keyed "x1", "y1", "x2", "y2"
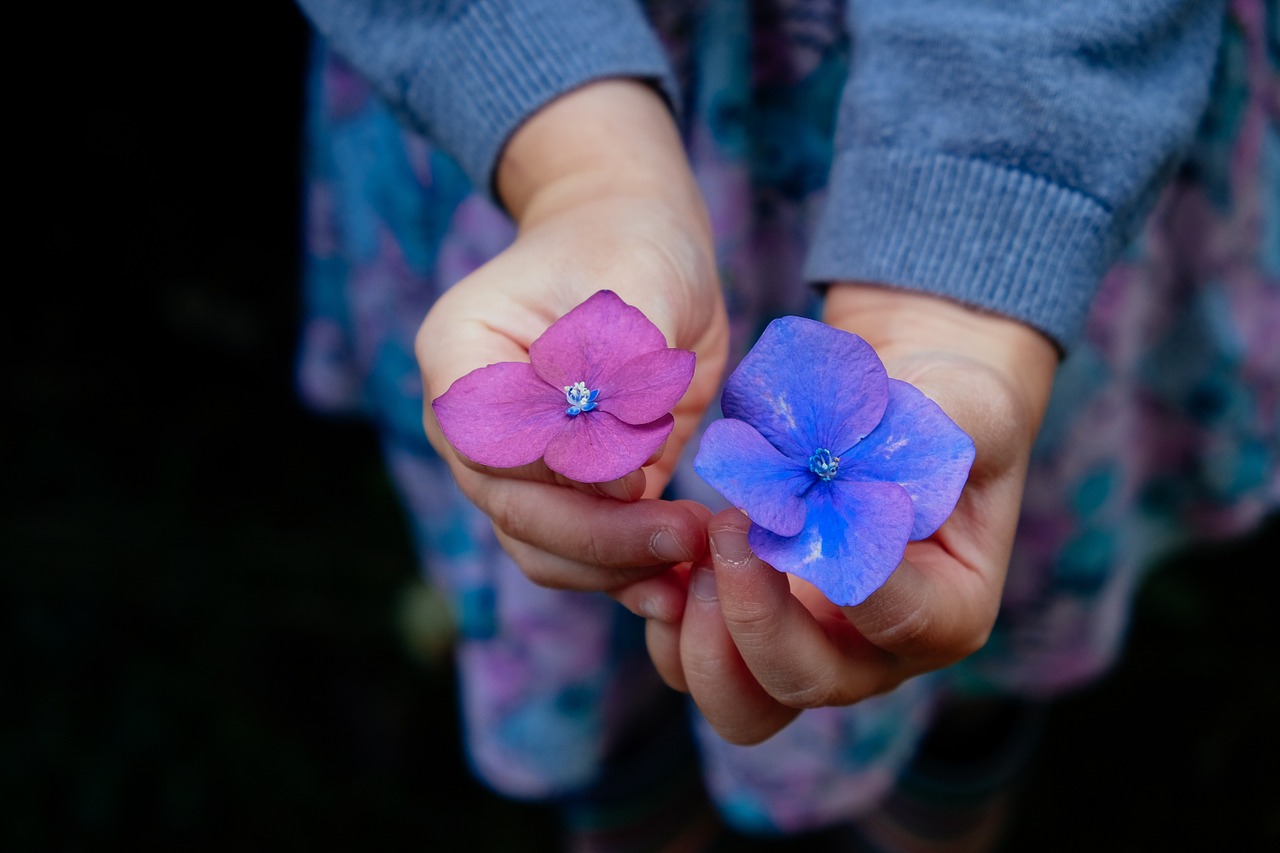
[{"x1": 294, "y1": 0, "x2": 1278, "y2": 849}]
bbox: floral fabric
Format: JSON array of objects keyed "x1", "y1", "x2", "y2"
[{"x1": 298, "y1": 0, "x2": 1278, "y2": 833}]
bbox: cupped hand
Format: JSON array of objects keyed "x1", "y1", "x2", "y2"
[
  {"x1": 637, "y1": 284, "x2": 1058, "y2": 744},
  {"x1": 416, "y1": 80, "x2": 729, "y2": 593}
]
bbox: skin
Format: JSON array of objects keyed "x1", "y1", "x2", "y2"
[
  {"x1": 634, "y1": 286, "x2": 1058, "y2": 744},
  {"x1": 417, "y1": 79, "x2": 729, "y2": 592},
  {"x1": 417, "y1": 79, "x2": 1060, "y2": 745}
]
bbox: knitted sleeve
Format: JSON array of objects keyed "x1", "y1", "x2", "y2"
[
  {"x1": 295, "y1": 0, "x2": 676, "y2": 200},
  {"x1": 804, "y1": 0, "x2": 1226, "y2": 349}
]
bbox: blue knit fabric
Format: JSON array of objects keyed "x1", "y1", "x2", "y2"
[
  {"x1": 296, "y1": 0, "x2": 679, "y2": 199},
  {"x1": 810, "y1": 0, "x2": 1226, "y2": 346},
  {"x1": 295, "y1": 0, "x2": 1225, "y2": 348}
]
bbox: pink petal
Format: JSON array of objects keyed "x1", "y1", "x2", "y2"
[
  {"x1": 542, "y1": 412, "x2": 674, "y2": 483},
  {"x1": 595, "y1": 347, "x2": 696, "y2": 425},
  {"x1": 431, "y1": 362, "x2": 564, "y2": 468},
  {"x1": 528, "y1": 291, "x2": 671, "y2": 390}
]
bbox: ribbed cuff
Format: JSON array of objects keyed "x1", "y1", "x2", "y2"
[
  {"x1": 803, "y1": 147, "x2": 1115, "y2": 351},
  {"x1": 405, "y1": 0, "x2": 679, "y2": 200}
]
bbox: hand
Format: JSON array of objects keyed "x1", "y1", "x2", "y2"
[
  {"x1": 630, "y1": 284, "x2": 1057, "y2": 744},
  {"x1": 417, "y1": 80, "x2": 729, "y2": 592}
]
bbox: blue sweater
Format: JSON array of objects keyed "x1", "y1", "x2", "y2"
[{"x1": 297, "y1": 0, "x2": 1224, "y2": 350}]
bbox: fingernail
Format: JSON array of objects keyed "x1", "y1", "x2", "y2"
[
  {"x1": 710, "y1": 526, "x2": 753, "y2": 567},
  {"x1": 690, "y1": 566, "x2": 717, "y2": 602},
  {"x1": 630, "y1": 597, "x2": 658, "y2": 620},
  {"x1": 651, "y1": 528, "x2": 692, "y2": 563}
]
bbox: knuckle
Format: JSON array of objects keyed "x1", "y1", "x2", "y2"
[
  {"x1": 721, "y1": 598, "x2": 778, "y2": 638},
  {"x1": 869, "y1": 605, "x2": 935, "y2": 656},
  {"x1": 873, "y1": 605, "x2": 992, "y2": 668},
  {"x1": 766, "y1": 663, "x2": 842, "y2": 709},
  {"x1": 683, "y1": 656, "x2": 738, "y2": 695},
  {"x1": 773, "y1": 680, "x2": 838, "y2": 710},
  {"x1": 482, "y1": 485, "x2": 523, "y2": 539},
  {"x1": 578, "y1": 523, "x2": 617, "y2": 569}
]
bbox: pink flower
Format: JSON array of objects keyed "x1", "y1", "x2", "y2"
[{"x1": 431, "y1": 291, "x2": 696, "y2": 483}]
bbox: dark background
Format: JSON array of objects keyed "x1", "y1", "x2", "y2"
[{"x1": 6, "y1": 5, "x2": 1278, "y2": 850}]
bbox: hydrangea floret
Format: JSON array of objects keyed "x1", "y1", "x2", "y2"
[
  {"x1": 432, "y1": 290, "x2": 695, "y2": 483},
  {"x1": 694, "y1": 317, "x2": 975, "y2": 606}
]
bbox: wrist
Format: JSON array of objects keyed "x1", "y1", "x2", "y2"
[{"x1": 496, "y1": 79, "x2": 706, "y2": 232}]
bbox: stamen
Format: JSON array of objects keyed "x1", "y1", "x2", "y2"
[
  {"x1": 565, "y1": 381, "x2": 600, "y2": 416},
  {"x1": 808, "y1": 448, "x2": 840, "y2": 481}
]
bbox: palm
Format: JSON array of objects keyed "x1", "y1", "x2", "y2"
[
  {"x1": 636, "y1": 286, "x2": 1057, "y2": 745},
  {"x1": 414, "y1": 195, "x2": 728, "y2": 591},
  {"x1": 420, "y1": 195, "x2": 726, "y2": 495}
]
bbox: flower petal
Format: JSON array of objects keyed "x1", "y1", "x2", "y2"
[
  {"x1": 529, "y1": 291, "x2": 670, "y2": 390},
  {"x1": 595, "y1": 347, "x2": 696, "y2": 424},
  {"x1": 431, "y1": 362, "x2": 565, "y2": 468},
  {"x1": 748, "y1": 479, "x2": 914, "y2": 606},
  {"x1": 842, "y1": 379, "x2": 976, "y2": 539},
  {"x1": 722, "y1": 317, "x2": 888, "y2": 463},
  {"x1": 693, "y1": 419, "x2": 813, "y2": 537},
  {"x1": 543, "y1": 412, "x2": 674, "y2": 483}
]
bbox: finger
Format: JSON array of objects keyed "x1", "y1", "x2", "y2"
[
  {"x1": 608, "y1": 502, "x2": 712, "y2": 621},
  {"x1": 708, "y1": 510, "x2": 903, "y2": 709},
  {"x1": 811, "y1": 358, "x2": 1028, "y2": 670},
  {"x1": 840, "y1": 538, "x2": 996, "y2": 667},
  {"x1": 437, "y1": 429, "x2": 652, "y2": 503},
  {"x1": 472, "y1": 476, "x2": 708, "y2": 570},
  {"x1": 609, "y1": 568, "x2": 688, "y2": 623},
  {"x1": 634, "y1": 563, "x2": 697, "y2": 693},
  {"x1": 496, "y1": 530, "x2": 674, "y2": 592},
  {"x1": 679, "y1": 553, "x2": 800, "y2": 745},
  {"x1": 836, "y1": 370, "x2": 1021, "y2": 667},
  {"x1": 646, "y1": 614, "x2": 687, "y2": 693}
]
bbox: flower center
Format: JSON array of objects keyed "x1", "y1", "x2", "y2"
[
  {"x1": 564, "y1": 381, "x2": 600, "y2": 416},
  {"x1": 808, "y1": 448, "x2": 840, "y2": 481}
]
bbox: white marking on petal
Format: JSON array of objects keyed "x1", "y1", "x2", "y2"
[
  {"x1": 802, "y1": 534, "x2": 823, "y2": 566},
  {"x1": 881, "y1": 436, "x2": 909, "y2": 454},
  {"x1": 769, "y1": 393, "x2": 798, "y2": 431}
]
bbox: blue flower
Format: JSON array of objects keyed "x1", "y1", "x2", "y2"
[{"x1": 694, "y1": 317, "x2": 975, "y2": 606}]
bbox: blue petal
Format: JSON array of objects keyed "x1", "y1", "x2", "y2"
[
  {"x1": 694, "y1": 419, "x2": 812, "y2": 537},
  {"x1": 748, "y1": 479, "x2": 913, "y2": 606},
  {"x1": 722, "y1": 317, "x2": 888, "y2": 463},
  {"x1": 842, "y1": 379, "x2": 975, "y2": 539}
]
